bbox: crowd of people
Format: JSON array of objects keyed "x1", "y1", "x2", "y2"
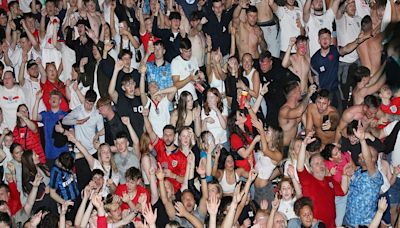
[{"x1": 0, "y1": 0, "x2": 398, "y2": 226}]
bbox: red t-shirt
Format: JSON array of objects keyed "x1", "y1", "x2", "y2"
[
  {"x1": 230, "y1": 115, "x2": 254, "y2": 171},
  {"x1": 41, "y1": 80, "x2": 69, "y2": 112},
  {"x1": 140, "y1": 32, "x2": 160, "y2": 62},
  {"x1": 298, "y1": 169, "x2": 344, "y2": 228},
  {"x1": 13, "y1": 122, "x2": 46, "y2": 164},
  {"x1": 115, "y1": 184, "x2": 150, "y2": 211},
  {"x1": 154, "y1": 139, "x2": 187, "y2": 193}
]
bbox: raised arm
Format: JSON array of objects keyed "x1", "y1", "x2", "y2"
[
  {"x1": 297, "y1": 132, "x2": 316, "y2": 172},
  {"x1": 155, "y1": 163, "x2": 176, "y2": 219},
  {"x1": 139, "y1": 64, "x2": 149, "y2": 106},
  {"x1": 279, "y1": 85, "x2": 316, "y2": 119},
  {"x1": 354, "y1": 125, "x2": 376, "y2": 175},
  {"x1": 32, "y1": 91, "x2": 43, "y2": 122},
  {"x1": 339, "y1": 31, "x2": 372, "y2": 56},
  {"x1": 65, "y1": 131, "x2": 96, "y2": 169},
  {"x1": 18, "y1": 53, "x2": 27, "y2": 87},
  {"x1": 252, "y1": 117, "x2": 283, "y2": 162},
  {"x1": 282, "y1": 38, "x2": 296, "y2": 68},
  {"x1": 143, "y1": 109, "x2": 158, "y2": 143},
  {"x1": 121, "y1": 117, "x2": 140, "y2": 159},
  {"x1": 233, "y1": 0, "x2": 248, "y2": 27},
  {"x1": 303, "y1": 0, "x2": 312, "y2": 23},
  {"x1": 108, "y1": 60, "x2": 124, "y2": 103}
]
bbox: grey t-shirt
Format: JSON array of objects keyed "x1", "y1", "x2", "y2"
[
  {"x1": 113, "y1": 147, "x2": 140, "y2": 184},
  {"x1": 174, "y1": 207, "x2": 206, "y2": 228}
]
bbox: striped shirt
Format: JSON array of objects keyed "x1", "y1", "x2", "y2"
[{"x1": 50, "y1": 165, "x2": 80, "y2": 201}]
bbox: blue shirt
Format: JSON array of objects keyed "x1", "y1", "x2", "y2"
[
  {"x1": 200, "y1": 151, "x2": 213, "y2": 183},
  {"x1": 146, "y1": 61, "x2": 173, "y2": 90},
  {"x1": 345, "y1": 168, "x2": 383, "y2": 226},
  {"x1": 41, "y1": 110, "x2": 68, "y2": 160},
  {"x1": 50, "y1": 165, "x2": 80, "y2": 201},
  {"x1": 311, "y1": 45, "x2": 340, "y2": 91}
]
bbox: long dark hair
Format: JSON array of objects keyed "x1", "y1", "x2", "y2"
[
  {"x1": 176, "y1": 91, "x2": 193, "y2": 132},
  {"x1": 21, "y1": 150, "x2": 49, "y2": 194},
  {"x1": 16, "y1": 104, "x2": 29, "y2": 128},
  {"x1": 227, "y1": 111, "x2": 251, "y2": 147}
]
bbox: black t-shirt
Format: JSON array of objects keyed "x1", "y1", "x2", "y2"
[
  {"x1": 116, "y1": 94, "x2": 144, "y2": 137},
  {"x1": 340, "y1": 136, "x2": 385, "y2": 166},
  {"x1": 238, "y1": 202, "x2": 257, "y2": 225},
  {"x1": 104, "y1": 112, "x2": 132, "y2": 145},
  {"x1": 259, "y1": 58, "x2": 299, "y2": 127},
  {"x1": 116, "y1": 69, "x2": 141, "y2": 95},
  {"x1": 152, "y1": 198, "x2": 170, "y2": 228}
]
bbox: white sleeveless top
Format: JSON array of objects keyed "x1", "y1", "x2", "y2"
[
  {"x1": 378, "y1": 155, "x2": 391, "y2": 193},
  {"x1": 243, "y1": 68, "x2": 256, "y2": 90},
  {"x1": 255, "y1": 153, "x2": 276, "y2": 180},
  {"x1": 219, "y1": 170, "x2": 239, "y2": 194}
]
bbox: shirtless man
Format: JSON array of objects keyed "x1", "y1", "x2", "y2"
[
  {"x1": 282, "y1": 36, "x2": 313, "y2": 94},
  {"x1": 351, "y1": 65, "x2": 386, "y2": 105},
  {"x1": 306, "y1": 89, "x2": 340, "y2": 145},
  {"x1": 357, "y1": 15, "x2": 384, "y2": 75},
  {"x1": 279, "y1": 82, "x2": 317, "y2": 154},
  {"x1": 255, "y1": 0, "x2": 280, "y2": 58},
  {"x1": 334, "y1": 94, "x2": 381, "y2": 143},
  {"x1": 233, "y1": 0, "x2": 268, "y2": 60}
]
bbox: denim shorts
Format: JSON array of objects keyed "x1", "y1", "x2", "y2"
[{"x1": 388, "y1": 177, "x2": 400, "y2": 205}]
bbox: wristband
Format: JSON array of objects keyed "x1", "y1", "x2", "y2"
[{"x1": 200, "y1": 176, "x2": 206, "y2": 180}]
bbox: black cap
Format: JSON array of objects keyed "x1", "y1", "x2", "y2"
[{"x1": 27, "y1": 59, "x2": 37, "y2": 69}]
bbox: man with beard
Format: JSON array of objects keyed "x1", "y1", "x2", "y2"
[
  {"x1": 282, "y1": 35, "x2": 313, "y2": 94},
  {"x1": 18, "y1": 58, "x2": 46, "y2": 116},
  {"x1": 232, "y1": 0, "x2": 268, "y2": 61},
  {"x1": 311, "y1": 28, "x2": 371, "y2": 111},
  {"x1": 143, "y1": 112, "x2": 186, "y2": 193},
  {"x1": 306, "y1": 89, "x2": 340, "y2": 145},
  {"x1": 303, "y1": 0, "x2": 340, "y2": 56}
]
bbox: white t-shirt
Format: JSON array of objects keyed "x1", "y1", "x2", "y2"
[
  {"x1": 336, "y1": 14, "x2": 362, "y2": 63},
  {"x1": 384, "y1": 121, "x2": 400, "y2": 177},
  {"x1": 306, "y1": 9, "x2": 335, "y2": 56},
  {"x1": 114, "y1": 35, "x2": 144, "y2": 69},
  {"x1": 68, "y1": 82, "x2": 90, "y2": 110},
  {"x1": 93, "y1": 159, "x2": 120, "y2": 197},
  {"x1": 201, "y1": 106, "x2": 228, "y2": 144},
  {"x1": 9, "y1": 47, "x2": 41, "y2": 81},
  {"x1": 355, "y1": 0, "x2": 370, "y2": 19},
  {"x1": 0, "y1": 85, "x2": 26, "y2": 130},
  {"x1": 171, "y1": 55, "x2": 199, "y2": 101},
  {"x1": 22, "y1": 77, "x2": 46, "y2": 118},
  {"x1": 145, "y1": 96, "x2": 171, "y2": 138},
  {"x1": 276, "y1": 6, "x2": 303, "y2": 52}
]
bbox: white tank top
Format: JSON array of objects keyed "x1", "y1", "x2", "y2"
[
  {"x1": 255, "y1": 153, "x2": 276, "y2": 180},
  {"x1": 209, "y1": 72, "x2": 226, "y2": 94},
  {"x1": 219, "y1": 170, "x2": 239, "y2": 194},
  {"x1": 243, "y1": 68, "x2": 256, "y2": 90},
  {"x1": 378, "y1": 155, "x2": 391, "y2": 193}
]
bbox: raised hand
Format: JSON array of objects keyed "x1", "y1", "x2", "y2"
[
  {"x1": 155, "y1": 163, "x2": 165, "y2": 180},
  {"x1": 260, "y1": 199, "x2": 268, "y2": 211},
  {"x1": 121, "y1": 116, "x2": 131, "y2": 126},
  {"x1": 232, "y1": 182, "x2": 245, "y2": 205},
  {"x1": 260, "y1": 82, "x2": 269, "y2": 96},
  {"x1": 35, "y1": 90, "x2": 43, "y2": 100},
  {"x1": 271, "y1": 194, "x2": 279, "y2": 210},
  {"x1": 115, "y1": 60, "x2": 124, "y2": 71},
  {"x1": 174, "y1": 202, "x2": 189, "y2": 217},
  {"x1": 32, "y1": 174, "x2": 43, "y2": 187},
  {"x1": 206, "y1": 194, "x2": 220, "y2": 215},
  {"x1": 353, "y1": 121, "x2": 365, "y2": 140},
  {"x1": 303, "y1": 132, "x2": 316, "y2": 145},
  {"x1": 143, "y1": 204, "x2": 157, "y2": 225},
  {"x1": 196, "y1": 159, "x2": 206, "y2": 177}
]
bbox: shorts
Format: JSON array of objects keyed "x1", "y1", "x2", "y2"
[
  {"x1": 380, "y1": 191, "x2": 391, "y2": 225},
  {"x1": 388, "y1": 177, "x2": 400, "y2": 205}
]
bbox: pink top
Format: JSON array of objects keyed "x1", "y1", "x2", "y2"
[{"x1": 325, "y1": 152, "x2": 351, "y2": 183}]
